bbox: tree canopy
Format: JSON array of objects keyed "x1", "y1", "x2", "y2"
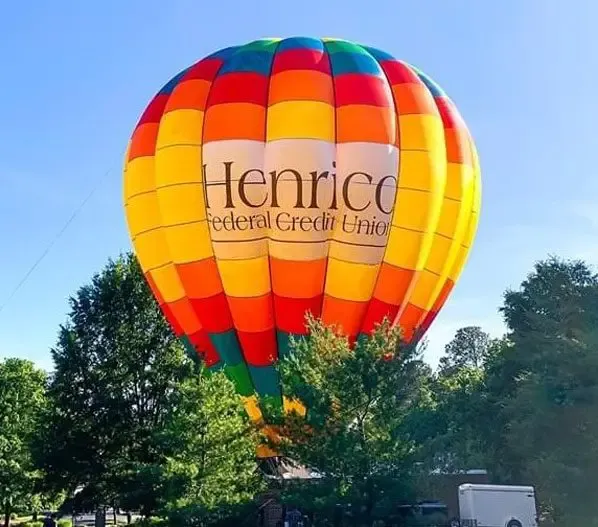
[
  {"x1": 272, "y1": 317, "x2": 433, "y2": 524},
  {"x1": 424, "y1": 256, "x2": 598, "y2": 525},
  {"x1": 0, "y1": 358, "x2": 47, "y2": 527},
  {"x1": 5, "y1": 252, "x2": 598, "y2": 526},
  {"x1": 34, "y1": 253, "x2": 260, "y2": 524}
]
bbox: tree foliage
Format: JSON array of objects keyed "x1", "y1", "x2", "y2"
[
  {"x1": 438, "y1": 326, "x2": 491, "y2": 375},
  {"x1": 34, "y1": 254, "x2": 197, "y2": 513},
  {"x1": 0, "y1": 358, "x2": 47, "y2": 527},
  {"x1": 492, "y1": 257, "x2": 598, "y2": 525},
  {"x1": 273, "y1": 317, "x2": 433, "y2": 524},
  {"x1": 6, "y1": 249, "x2": 598, "y2": 526},
  {"x1": 426, "y1": 256, "x2": 598, "y2": 525},
  {"x1": 32, "y1": 253, "x2": 263, "y2": 525},
  {"x1": 158, "y1": 370, "x2": 262, "y2": 526}
]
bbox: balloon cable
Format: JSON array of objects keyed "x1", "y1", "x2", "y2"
[{"x1": 0, "y1": 166, "x2": 113, "y2": 316}]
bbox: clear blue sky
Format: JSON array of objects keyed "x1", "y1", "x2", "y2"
[{"x1": 1, "y1": 1, "x2": 597, "y2": 371}]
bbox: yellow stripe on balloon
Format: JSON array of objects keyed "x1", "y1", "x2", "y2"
[
  {"x1": 408, "y1": 161, "x2": 474, "y2": 312},
  {"x1": 325, "y1": 258, "x2": 381, "y2": 302},
  {"x1": 267, "y1": 101, "x2": 335, "y2": 142},
  {"x1": 155, "y1": 109, "x2": 204, "y2": 149},
  {"x1": 124, "y1": 154, "x2": 171, "y2": 273},
  {"x1": 382, "y1": 115, "x2": 446, "y2": 273},
  {"x1": 447, "y1": 138, "x2": 482, "y2": 283},
  {"x1": 217, "y1": 256, "x2": 271, "y2": 298}
]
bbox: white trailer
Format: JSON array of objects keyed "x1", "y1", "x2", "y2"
[{"x1": 457, "y1": 483, "x2": 538, "y2": 527}]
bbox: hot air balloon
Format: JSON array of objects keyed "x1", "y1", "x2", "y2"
[{"x1": 123, "y1": 37, "x2": 481, "y2": 455}]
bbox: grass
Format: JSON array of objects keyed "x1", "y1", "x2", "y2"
[{"x1": 12, "y1": 516, "x2": 33, "y2": 526}]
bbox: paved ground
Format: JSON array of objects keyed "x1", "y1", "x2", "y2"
[{"x1": 69, "y1": 512, "x2": 141, "y2": 526}]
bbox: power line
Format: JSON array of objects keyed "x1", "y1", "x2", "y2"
[{"x1": 0, "y1": 166, "x2": 114, "y2": 316}]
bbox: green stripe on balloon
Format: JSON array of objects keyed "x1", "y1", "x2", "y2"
[{"x1": 224, "y1": 363, "x2": 254, "y2": 396}]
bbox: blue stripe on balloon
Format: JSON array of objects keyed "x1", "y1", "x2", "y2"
[
  {"x1": 248, "y1": 364, "x2": 282, "y2": 397},
  {"x1": 208, "y1": 330, "x2": 244, "y2": 365},
  {"x1": 327, "y1": 51, "x2": 384, "y2": 77},
  {"x1": 277, "y1": 36, "x2": 325, "y2": 52}
]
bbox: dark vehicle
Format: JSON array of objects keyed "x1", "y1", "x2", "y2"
[{"x1": 395, "y1": 501, "x2": 451, "y2": 526}]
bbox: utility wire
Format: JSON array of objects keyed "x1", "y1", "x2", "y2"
[{"x1": 0, "y1": 166, "x2": 114, "y2": 316}]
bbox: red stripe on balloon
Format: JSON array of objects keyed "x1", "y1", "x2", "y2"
[
  {"x1": 136, "y1": 94, "x2": 170, "y2": 127},
  {"x1": 237, "y1": 329, "x2": 278, "y2": 366},
  {"x1": 189, "y1": 329, "x2": 221, "y2": 367},
  {"x1": 190, "y1": 293, "x2": 234, "y2": 333},
  {"x1": 160, "y1": 302, "x2": 184, "y2": 337},
  {"x1": 334, "y1": 74, "x2": 393, "y2": 107},
  {"x1": 360, "y1": 297, "x2": 400, "y2": 335},
  {"x1": 274, "y1": 295, "x2": 323, "y2": 335},
  {"x1": 398, "y1": 302, "x2": 426, "y2": 342},
  {"x1": 207, "y1": 72, "x2": 270, "y2": 106},
  {"x1": 379, "y1": 60, "x2": 420, "y2": 85},
  {"x1": 271, "y1": 49, "x2": 330, "y2": 74},
  {"x1": 181, "y1": 58, "x2": 224, "y2": 82}
]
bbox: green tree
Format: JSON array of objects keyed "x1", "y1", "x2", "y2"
[
  {"x1": 272, "y1": 317, "x2": 433, "y2": 525},
  {"x1": 419, "y1": 326, "x2": 507, "y2": 474},
  {"x1": 490, "y1": 257, "x2": 598, "y2": 525},
  {"x1": 0, "y1": 358, "x2": 47, "y2": 527},
  {"x1": 437, "y1": 326, "x2": 491, "y2": 376},
  {"x1": 157, "y1": 369, "x2": 262, "y2": 526},
  {"x1": 419, "y1": 366, "x2": 488, "y2": 473},
  {"x1": 501, "y1": 255, "x2": 598, "y2": 338},
  {"x1": 35, "y1": 253, "x2": 193, "y2": 516}
]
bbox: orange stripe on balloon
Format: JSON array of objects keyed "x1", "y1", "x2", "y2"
[
  {"x1": 357, "y1": 59, "x2": 435, "y2": 339},
  {"x1": 227, "y1": 294, "x2": 275, "y2": 333},
  {"x1": 163, "y1": 57, "x2": 224, "y2": 113},
  {"x1": 144, "y1": 271, "x2": 165, "y2": 305},
  {"x1": 392, "y1": 83, "x2": 438, "y2": 116},
  {"x1": 167, "y1": 298, "x2": 203, "y2": 335},
  {"x1": 124, "y1": 60, "x2": 225, "y2": 373},
  {"x1": 203, "y1": 103, "x2": 266, "y2": 142},
  {"x1": 360, "y1": 265, "x2": 417, "y2": 336},
  {"x1": 444, "y1": 127, "x2": 472, "y2": 165},
  {"x1": 157, "y1": 58, "x2": 239, "y2": 346},
  {"x1": 164, "y1": 79, "x2": 213, "y2": 112},
  {"x1": 268, "y1": 70, "x2": 334, "y2": 105},
  {"x1": 128, "y1": 123, "x2": 160, "y2": 161},
  {"x1": 159, "y1": 301, "x2": 184, "y2": 337},
  {"x1": 335, "y1": 105, "x2": 396, "y2": 144},
  {"x1": 397, "y1": 302, "x2": 426, "y2": 341},
  {"x1": 175, "y1": 259, "x2": 223, "y2": 299},
  {"x1": 321, "y1": 295, "x2": 368, "y2": 339},
  {"x1": 270, "y1": 257, "x2": 327, "y2": 298},
  {"x1": 371, "y1": 264, "x2": 415, "y2": 306}
]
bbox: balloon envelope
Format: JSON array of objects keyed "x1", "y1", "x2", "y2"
[{"x1": 123, "y1": 37, "x2": 481, "y2": 440}]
